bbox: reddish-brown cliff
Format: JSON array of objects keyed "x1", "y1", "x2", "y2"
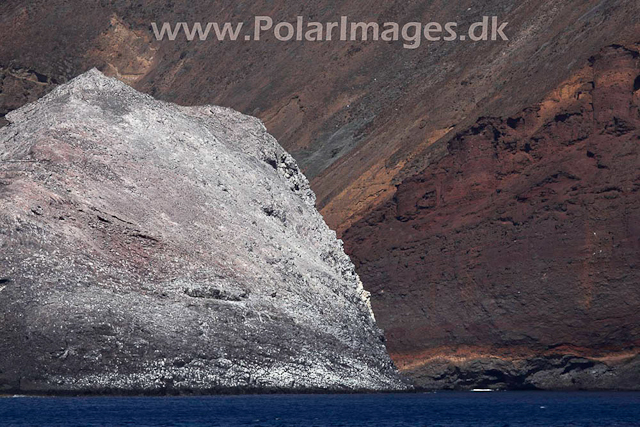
[{"x1": 343, "y1": 45, "x2": 640, "y2": 389}]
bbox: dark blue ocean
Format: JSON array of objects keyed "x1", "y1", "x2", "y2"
[{"x1": 1, "y1": 392, "x2": 639, "y2": 426}]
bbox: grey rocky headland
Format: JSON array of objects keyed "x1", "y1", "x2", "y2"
[{"x1": 0, "y1": 69, "x2": 407, "y2": 394}]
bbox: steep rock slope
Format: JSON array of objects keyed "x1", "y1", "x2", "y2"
[
  {"x1": 343, "y1": 45, "x2": 640, "y2": 390},
  {"x1": 0, "y1": 70, "x2": 405, "y2": 394},
  {"x1": 1, "y1": 1, "x2": 639, "y2": 233}
]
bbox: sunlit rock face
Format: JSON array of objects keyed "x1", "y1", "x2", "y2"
[{"x1": 0, "y1": 70, "x2": 406, "y2": 394}]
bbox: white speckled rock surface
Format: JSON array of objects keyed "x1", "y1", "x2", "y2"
[{"x1": 0, "y1": 70, "x2": 406, "y2": 394}]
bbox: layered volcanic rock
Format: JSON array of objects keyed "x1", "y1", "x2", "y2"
[
  {"x1": 343, "y1": 45, "x2": 640, "y2": 390},
  {"x1": 0, "y1": 69, "x2": 406, "y2": 394}
]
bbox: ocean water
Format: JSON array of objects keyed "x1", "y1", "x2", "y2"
[{"x1": 1, "y1": 392, "x2": 639, "y2": 426}]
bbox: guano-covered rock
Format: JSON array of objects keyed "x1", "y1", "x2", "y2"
[{"x1": 0, "y1": 69, "x2": 406, "y2": 394}]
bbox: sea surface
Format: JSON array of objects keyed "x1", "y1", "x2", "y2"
[{"x1": 1, "y1": 392, "x2": 639, "y2": 426}]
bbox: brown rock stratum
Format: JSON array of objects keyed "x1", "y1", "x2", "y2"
[
  {"x1": 1, "y1": 0, "x2": 640, "y2": 389},
  {"x1": 344, "y1": 44, "x2": 640, "y2": 389}
]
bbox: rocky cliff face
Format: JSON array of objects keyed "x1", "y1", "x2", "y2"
[
  {"x1": 0, "y1": 70, "x2": 406, "y2": 394},
  {"x1": 343, "y1": 45, "x2": 640, "y2": 390},
  {"x1": 2, "y1": 0, "x2": 640, "y2": 391}
]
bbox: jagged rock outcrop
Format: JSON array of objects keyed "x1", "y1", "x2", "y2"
[
  {"x1": 412, "y1": 355, "x2": 640, "y2": 390},
  {"x1": 0, "y1": 70, "x2": 406, "y2": 394},
  {"x1": 343, "y1": 45, "x2": 640, "y2": 390}
]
